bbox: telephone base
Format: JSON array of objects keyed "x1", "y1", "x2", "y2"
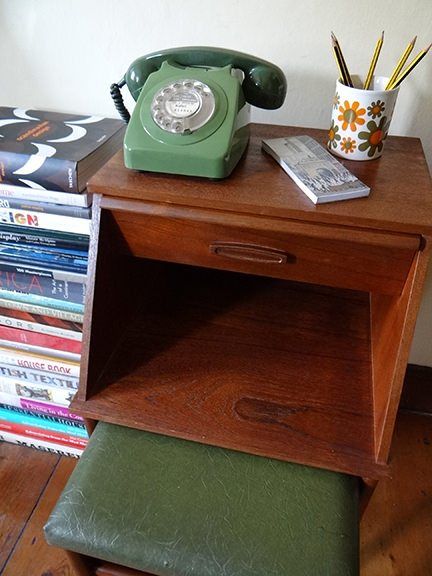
[{"x1": 124, "y1": 125, "x2": 249, "y2": 179}]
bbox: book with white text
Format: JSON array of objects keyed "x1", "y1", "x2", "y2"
[
  {"x1": 0, "y1": 297, "x2": 84, "y2": 323},
  {"x1": 0, "y1": 429, "x2": 82, "y2": 457},
  {"x1": 0, "y1": 182, "x2": 92, "y2": 207},
  {"x1": 0, "y1": 307, "x2": 82, "y2": 341}
]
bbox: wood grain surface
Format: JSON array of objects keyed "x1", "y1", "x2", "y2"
[
  {"x1": 88, "y1": 124, "x2": 432, "y2": 236},
  {"x1": 0, "y1": 442, "x2": 59, "y2": 572},
  {"x1": 361, "y1": 413, "x2": 432, "y2": 576},
  {"x1": 79, "y1": 123, "x2": 431, "y2": 483},
  {"x1": 106, "y1": 203, "x2": 418, "y2": 295},
  {"x1": 73, "y1": 261, "x2": 383, "y2": 478},
  {"x1": 1, "y1": 455, "x2": 77, "y2": 576}
]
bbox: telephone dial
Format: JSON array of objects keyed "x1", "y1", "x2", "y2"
[{"x1": 111, "y1": 47, "x2": 287, "y2": 178}]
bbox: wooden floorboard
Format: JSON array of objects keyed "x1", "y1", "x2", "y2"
[
  {"x1": 360, "y1": 412, "x2": 432, "y2": 575},
  {"x1": 0, "y1": 412, "x2": 431, "y2": 575},
  {"x1": 1, "y1": 455, "x2": 77, "y2": 576},
  {"x1": 0, "y1": 442, "x2": 59, "y2": 573}
]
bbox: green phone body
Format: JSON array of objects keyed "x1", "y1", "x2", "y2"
[{"x1": 117, "y1": 47, "x2": 286, "y2": 179}]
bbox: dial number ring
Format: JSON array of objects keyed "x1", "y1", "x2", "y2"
[{"x1": 151, "y1": 79, "x2": 216, "y2": 134}]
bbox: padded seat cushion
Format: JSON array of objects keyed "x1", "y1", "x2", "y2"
[{"x1": 44, "y1": 422, "x2": 359, "y2": 575}]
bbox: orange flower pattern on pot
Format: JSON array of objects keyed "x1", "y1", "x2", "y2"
[
  {"x1": 340, "y1": 137, "x2": 357, "y2": 154},
  {"x1": 338, "y1": 100, "x2": 366, "y2": 131},
  {"x1": 330, "y1": 76, "x2": 399, "y2": 160}
]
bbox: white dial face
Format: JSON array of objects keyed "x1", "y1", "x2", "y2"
[
  {"x1": 151, "y1": 79, "x2": 215, "y2": 134},
  {"x1": 165, "y1": 90, "x2": 201, "y2": 118}
]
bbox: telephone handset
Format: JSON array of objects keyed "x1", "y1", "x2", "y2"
[{"x1": 111, "y1": 47, "x2": 287, "y2": 178}]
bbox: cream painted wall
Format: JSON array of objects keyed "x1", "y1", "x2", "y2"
[{"x1": 1, "y1": 0, "x2": 431, "y2": 365}]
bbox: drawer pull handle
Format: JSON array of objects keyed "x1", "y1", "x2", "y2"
[{"x1": 209, "y1": 242, "x2": 295, "y2": 265}]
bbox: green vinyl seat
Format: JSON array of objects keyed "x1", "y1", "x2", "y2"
[{"x1": 44, "y1": 422, "x2": 359, "y2": 576}]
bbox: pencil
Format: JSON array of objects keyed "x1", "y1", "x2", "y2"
[
  {"x1": 331, "y1": 32, "x2": 353, "y2": 87},
  {"x1": 389, "y1": 43, "x2": 431, "y2": 89},
  {"x1": 385, "y1": 36, "x2": 417, "y2": 90},
  {"x1": 364, "y1": 31, "x2": 384, "y2": 89}
]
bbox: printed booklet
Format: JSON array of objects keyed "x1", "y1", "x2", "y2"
[{"x1": 262, "y1": 135, "x2": 370, "y2": 204}]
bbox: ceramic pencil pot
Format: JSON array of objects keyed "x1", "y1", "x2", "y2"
[{"x1": 328, "y1": 75, "x2": 399, "y2": 160}]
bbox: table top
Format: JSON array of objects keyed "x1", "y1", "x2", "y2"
[{"x1": 88, "y1": 124, "x2": 432, "y2": 236}]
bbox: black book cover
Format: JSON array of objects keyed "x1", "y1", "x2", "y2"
[
  {"x1": 0, "y1": 267, "x2": 85, "y2": 305},
  {"x1": 0, "y1": 107, "x2": 124, "y2": 192},
  {"x1": 0, "y1": 224, "x2": 90, "y2": 249}
]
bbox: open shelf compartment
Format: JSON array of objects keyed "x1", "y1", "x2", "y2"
[{"x1": 73, "y1": 205, "x2": 382, "y2": 478}]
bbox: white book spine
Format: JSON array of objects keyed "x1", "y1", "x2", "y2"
[
  {"x1": 0, "y1": 390, "x2": 83, "y2": 421},
  {"x1": 0, "y1": 182, "x2": 92, "y2": 207},
  {"x1": 0, "y1": 429, "x2": 82, "y2": 457},
  {"x1": 0, "y1": 207, "x2": 90, "y2": 234},
  {"x1": 0, "y1": 376, "x2": 76, "y2": 406},
  {"x1": 0, "y1": 339, "x2": 80, "y2": 363},
  {"x1": 0, "y1": 346, "x2": 80, "y2": 378},
  {"x1": 0, "y1": 364, "x2": 79, "y2": 390}
]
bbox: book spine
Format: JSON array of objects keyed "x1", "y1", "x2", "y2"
[
  {"x1": 0, "y1": 340, "x2": 80, "y2": 362},
  {"x1": 0, "y1": 150, "x2": 78, "y2": 193},
  {"x1": 0, "y1": 365, "x2": 78, "y2": 389},
  {"x1": 0, "y1": 289, "x2": 85, "y2": 314},
  {"x1": 0, "y1": 260, "x2": 86, "y2": 283},
  {"x1": 0, "y1": 346, "x2": 80, "y2": 377},
  {"x1": 0, "y1": 325, "x2": 81, "y2": 354},
  {"x1": 0, "y1": 268, "x2": 86, "y2": 301},
  {"x1": 0, "y1": 404, "x2": 84, "y2": 428},
  {"x1": 0, "y1": 207, "x2": 90, "y2": 234},
  {"x1": 0, "y1": 182, "x2": 92, "y2": 207},
  {"x1": 0, "y1": 224, "x2": 89, "y2": 249},
  {"x1": 0, "y1": 407, "x2": 87, "y2": 437},
  {"x1": 0, "y1": 243, "x2": 88, "y2": 272},
  {"x1": 0, "y1": 390, "x2": 83, "y2": 421},
  {"x1": 0, "y1": 376, "x2": 76, "y2": 406},
  {"x1": 0, "y1": 430, "x2": 82, "y2": 457},
  {"x1": 0, "y1": 419, "x2": 87, "y2": 448},
  {"x1": 0, "y1": 297, "x2": 84, "y2": 323},
  {"x1": 0, "y1": 309, "x2": 82, "y2": 341},
  {"x1": 0, "y1": 197, "x2": 91, "y2": 219}
]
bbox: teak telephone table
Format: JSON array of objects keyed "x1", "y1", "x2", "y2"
[{"x1": 72, "y1": 124, "x2": 432, "y2": 487}]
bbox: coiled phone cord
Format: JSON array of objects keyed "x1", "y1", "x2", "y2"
[{"x1": 110, "y1": 80, "x2": 130, "y2": 123}]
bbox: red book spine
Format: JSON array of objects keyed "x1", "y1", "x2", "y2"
[
  {"x1": 0, "y1": 324, "x2": 81, "y2": 354},
  {"x1": 0, "y1": 419, "x2": 87, "y2": 449}
]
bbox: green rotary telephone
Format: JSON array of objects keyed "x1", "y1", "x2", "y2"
[{"x1": 110, "y1": 47, "x2": 287, "y2": 178}]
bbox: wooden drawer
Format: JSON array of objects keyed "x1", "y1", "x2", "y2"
[{"x1": 109, "y1": 206, "x2": 420, "y2": 295}]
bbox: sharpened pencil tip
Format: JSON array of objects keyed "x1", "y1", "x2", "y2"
[
  {"x1": 411, "y1": 35, "x2": 418, "y2": 45},
  {"x1": 425, "y1": 43, "x2": 432, "y2": 53},
  {"x1": 381, "y1": 31, "x2": 385, "y2": 39}
]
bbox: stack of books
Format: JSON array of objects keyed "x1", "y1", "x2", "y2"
[{"x1": 0, "y1": 107, "x2": 124, "y2": 458}]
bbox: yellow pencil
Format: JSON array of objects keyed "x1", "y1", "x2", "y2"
[
  {"x1": 385, "y1": 36, "x2": 417, "y2": 90},
  {"x1": 331, "y1": 32, "x2": 353, "y2": 87},
  {"x1": 389, "y1": 43, "x2": 431, "y2": 89},
  {"x1": 364, "y1": 31, "x2": 384, "y2": 89}
]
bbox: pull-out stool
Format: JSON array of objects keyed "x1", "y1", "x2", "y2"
[{"x1": 45, "y1": 422, "x2": 359, "y2": 575}]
